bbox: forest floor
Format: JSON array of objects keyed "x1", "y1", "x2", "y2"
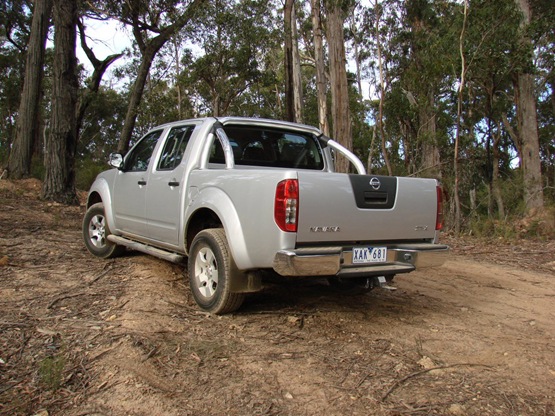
[{"x1": 1, "y1": 179, "x2": 554, "y2": 416}]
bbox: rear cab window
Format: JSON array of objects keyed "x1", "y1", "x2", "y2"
[{"x1": 208, "y1": 125, "x2": 324, "y2": 170}]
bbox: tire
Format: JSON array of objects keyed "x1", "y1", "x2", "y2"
[
  {"x1": 83, "y1": 202, "x2": 124, "y2": 258},
  {"x1": 188, "y1": 229, "x2": 245, "y2": 314}
]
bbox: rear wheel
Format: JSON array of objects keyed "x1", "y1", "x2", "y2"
[
  {"x1": 83, "y1": 202, "x2": 124, "y2": 258},
  {"x1": 188, "y1": 229, "x2": 245, "y2": 314}
]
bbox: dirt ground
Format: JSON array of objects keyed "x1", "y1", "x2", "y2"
[{"x1": 1, "y1": 179, "x2": 554, "y2": 416}]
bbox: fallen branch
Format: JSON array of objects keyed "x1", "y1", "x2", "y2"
[
  {"x1": 0, "y1": 379, "x2": 25, "y2": 395},
  {"x1": 142, "y1": 346, "x2": 159, "y2": 362},
  {"x1": 381, "y1": 363, "x2": 494, "y2": 402},
  {"x1": 47, "y1": 291, "x2": 89, "y2": 309},
  {"x1": 88, "y1": 269, "x2": 112, "y2": 285}
]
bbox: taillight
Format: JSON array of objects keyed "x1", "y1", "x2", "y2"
[
  {"x1": 436, "y1": 185, "x2": 444, "y2": 231},
  {"x1": 275, "y1": 179, "x2": 299, "y2": 232}
]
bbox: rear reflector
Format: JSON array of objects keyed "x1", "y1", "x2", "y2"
[
  {"x1": 436, "y1": 185, "x2": 444, "y2": 231},
  {"x1": 275, "y1": 179, "x2": 299, "y2": 232}
]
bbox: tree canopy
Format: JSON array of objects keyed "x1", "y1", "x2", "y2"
[{"x1": 0, "y1": 0, "x2": 553, "y2": 234}]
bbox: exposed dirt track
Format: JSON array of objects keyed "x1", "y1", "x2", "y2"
[{"x1": 1, "y1": 179, "x2": 554, "y2": 416}]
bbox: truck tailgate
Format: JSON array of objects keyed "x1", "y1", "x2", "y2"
[{"x1": 296, "y1": 172, "x2": 438, "y2": 244}]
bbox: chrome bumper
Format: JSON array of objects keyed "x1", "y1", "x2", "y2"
[{"x1": 273, "y1": 243, "x2": 449, "y2": 277}]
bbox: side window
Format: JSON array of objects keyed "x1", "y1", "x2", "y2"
[
  {"x1": 158, "y1": 126, "x2": 194, "y2": 171},
  {"x1": 125, "y1": 130, "x2": 163, "y2": 172}
]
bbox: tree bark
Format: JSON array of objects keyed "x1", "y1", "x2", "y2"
[
  {"x1": 419, "y1": 94, "x2": 441, "y2": 179},
  {"x1": 7, "y1": 0, "x2": 52, "y2": 179},
  {"x1": 117, "y1": 0, "x2": 206, "y2": 154},
  {"x1": 284, "y1": 0, "x2": 303, "y2": 123},
  {"x1": 291, "y1": 3, "x2": 303, "y2": 123},
  {"x1": 514, "y1": 0, "x2": 544, "y2": 212},
  {"x1": 42, "y1": 0, "x2": 79, "y2": 204},
  {"x1": 453, "y1": 0, "x2": 468, "y2": 235},
  {"x1": 374, "y1": 0, "x2": 392, "y2": 176},
  {"x1": 350, "y1": 5, "x2": 362, "y2": 96},
  {"x1": 311, "y1": 0, "x2": 329, "y2": 135},
  {"x1": 325, "y1": 0, "x2": 352, "y2": 173},
  {"x1": 492, "y1": 124, "x2": 505, "y2": 219}
]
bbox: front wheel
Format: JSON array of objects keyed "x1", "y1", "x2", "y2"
[
  {"x1": 188, "y1": 229, "x2": 245, "y2": 314},
  {"x1": 83, "y1": 202, "x2": 124, "y2": 258}
]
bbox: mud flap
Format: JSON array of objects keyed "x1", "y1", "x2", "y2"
[{"x1": 229, "y1": 270, "x2": 262, "y2": 293}]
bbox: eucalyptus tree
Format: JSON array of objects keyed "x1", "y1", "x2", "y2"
[
  {"x1": 511, "y1": 0, "x2": 543, "y2": 211},
  {"x1": 458, "y1": 0, "x2": 520, "y2": 219},
  {"x1": 181, "y1": 0, "x2": 280, "y2": 118},
  {"x1": 4, "y1": 0, "x2": 51, "y2": 179},
  {"x1": 42, "y1": 0, "x2": 79, "y2": 204},
  {"x1": 284, "y1": 0, "x2": 303, "y2": 122},
  {"x1": 75, "y1": 18, "x2": 123, "y2": 141},
  {"x1": 310, "y1": 0, "x2": 329, "y2": 135},
  {"x1": 324, "y1": 0, "x2": 353, "y2": 173},
  {"x1": 0, "y1": 0, "x2": 23, "y2": 163},
  {"x1": 95, "y1": 0, "x2": 206, "y2": 153}
]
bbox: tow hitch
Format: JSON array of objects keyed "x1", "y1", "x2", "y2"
[{"x1": 371, "y1": 276, "x2": 397, "y2": 291}]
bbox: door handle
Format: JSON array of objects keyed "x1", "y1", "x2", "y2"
[
  {"x1": 168, "y1": 181, "x2": 180, "y2": 187},
  {"x1": 138, "y1": 180, "x2": 147, "y2": 186}
]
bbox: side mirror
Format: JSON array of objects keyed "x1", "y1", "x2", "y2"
[{"x1": 109, "y1": 153, "x2": 124, "y2": 169}]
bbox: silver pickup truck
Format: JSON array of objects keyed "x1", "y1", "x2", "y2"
[{"x1": 83, "y1": 117, "x2": 448, "y2": 314}]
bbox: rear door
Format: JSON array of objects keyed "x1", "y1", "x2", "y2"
[
  {"x1": 295, "y1": 172, "x2": 438, "y2": 244},
  {"x1": 145, "y1": 124, "x2": 196, "y2": 246},
  {"x1": 112, "y1": 130, "x2": 164, "y2": 236}
]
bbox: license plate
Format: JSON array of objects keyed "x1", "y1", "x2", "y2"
[{"x1": 352, "y1": 247, "x2": 387, "y2": 264}]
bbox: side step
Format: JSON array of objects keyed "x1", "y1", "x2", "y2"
[{"x1": 107, "y1": 235, "x2": 185, "y2": 264}]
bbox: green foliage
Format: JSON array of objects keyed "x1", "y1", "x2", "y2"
[
  {"x1": 0, "y1": 17, "x2": 27, "y2": 164},
  {"x1": 79, "y1": 87, "x2": 127, "y2": 160},
  {"x1": 38, "y1": 354, "x2": 66, "y2": 391},
  {"x1": 468, "y1": 217, "x2": 517, "y2": 239},
  {"x1": 3, "y1": 0, "x2": 553, "y2": 235},
  {"x1": 76, "y1": 158, "x2": 108, "y2": 190},
  {"x1": 178, "y1": 0, "x2": 282, "y2": 117}
]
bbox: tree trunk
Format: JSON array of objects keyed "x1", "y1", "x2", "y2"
[
  {"x1": 76, "y1": 20, "x2": 123, "y2": 141},
  {"x1": 419, "y1": 95, "x2": 441, "y2": 179},
  {"x1": 117, "y1": 0, "x2": 206, "y2": 153},
  {"x1": 515, "y1": 73, "x2": 544, "y2": 211},
  {"x1": 453, "y1": 0, "x2": 468, "y2": 235},
  {"x1": 7, "y1": 0, "x2": 52, "y2": 179},
  {"x1": 291, "y1": 3, "x2": 303, "y2": 123},
  {"x1": 325, "y1": 0, "x2": 352, "y2": 173},
  {"x1": 514, "y1": 0, "x2": 544, "y2": 212},
  {"x1": 311, "y1": 0, "x2": 329, "y2": 135},
  {"x1": 117, "y1": 45, "x2": 159, "y2": 154},
  {"x1": 350, "y1": 5, "x2": 362, "y2": 96},
  {"x1": 284, "y1": 0, "x2": 302, "y2": 123},
  {"x1": 42, "y1": 0, "x2": 78, "y2": 205},
  {"x1": 492, "y1": 126, "x2": 505, "y2": 219},
  {"x1": 374, "y1": 0, "x2": 392, "y2": 176}
]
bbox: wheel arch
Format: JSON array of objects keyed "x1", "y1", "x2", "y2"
[
  {"x1": 185, "y1": 208, "x2": 223, "y2": 254},
  {"x1": 87, "y1": 191, "x2": 102, "y2": 208},
  {"x1": 86, "y1": 177, "x2": 117, "y2": 234},
  {"x1": 184, "y1": 189, "x2": 252, "y2": 270}
]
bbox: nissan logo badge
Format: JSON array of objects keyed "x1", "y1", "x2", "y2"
[{"x1": 369, "y1": 177, "x2": 381, "y2": 190}]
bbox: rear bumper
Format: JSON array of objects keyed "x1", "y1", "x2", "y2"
[{"x1": 273, "y1": 243, "x2": 449, "y2": 277}]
